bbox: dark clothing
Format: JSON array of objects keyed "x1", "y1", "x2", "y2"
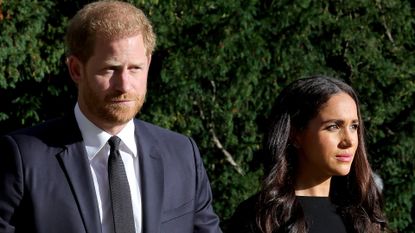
[
  {"x1": 297, "y1": 196, "x2": 347, "y2": 233},
  {"x1": 0, "y1": 115, "x2": 222, "y2": 233},
  {"x1": 225, "y1": 195, "x2": 348, "y2": 233},
  {"x1": 223, "y1": 195, "x2": 259, "y2": 233}
]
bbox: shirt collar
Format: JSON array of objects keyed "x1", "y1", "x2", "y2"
[{"x1": 74, "y1": 103, "x2": 137, "y2": 160}]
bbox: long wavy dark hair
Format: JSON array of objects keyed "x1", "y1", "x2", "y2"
[{"x1": 257, "y1": 76, "x2": 387, "y2": 233}]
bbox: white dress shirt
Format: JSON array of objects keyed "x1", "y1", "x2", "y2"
[{"x1": 74, "y1": 104, "x2": 142, "y2": 233}]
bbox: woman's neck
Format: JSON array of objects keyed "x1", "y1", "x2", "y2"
[{"x1": 294, "y1": 175, "x2": 332, "y2": 197}]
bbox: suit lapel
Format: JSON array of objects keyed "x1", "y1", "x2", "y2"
[
  {"x1": 56, "y1": 116, "x2": 101, "y2": 233},
  {"x1": 55, "y1": 117, "x2": 164, "y2": 233},
  {"x1": 135, "y1": 120, "x2": 164, "y2": 233}
]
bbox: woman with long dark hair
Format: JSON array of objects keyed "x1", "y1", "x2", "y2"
[{"x1": 226, "y1": 76, "x2": 388, "y2": 233}]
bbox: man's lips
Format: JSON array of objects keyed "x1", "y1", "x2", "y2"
[
  {"x1": 111, "y1": 99, "x2": 133, "y2": 102},
  {"x1": 335, "y1": 154, "x2": 353, "y2": 162},
  {"x1": 109, "y1": 98, "x2": 135, "y2": 103}
]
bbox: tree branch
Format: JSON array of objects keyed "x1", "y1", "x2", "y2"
[
  {"x1": 196, "y1": 96, "x2": 244, "y2": 175},
  {"x1": 209, "y1": 127, "x2": 245, "y2": 175}
]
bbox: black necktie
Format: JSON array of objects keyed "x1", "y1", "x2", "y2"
[{"x1": 108, "y1": 136, "x2": 136, "y2": 233}]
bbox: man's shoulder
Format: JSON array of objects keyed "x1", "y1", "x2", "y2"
[
  {"x1": 3, "y1": 115, "x2": 80, "y2": 146},
  {"x1": 134, "y1": 119, "x2": 188, "y2": 140},
  {"x1": 133, "y1": 119, "x2": 198, "y2": 154}
]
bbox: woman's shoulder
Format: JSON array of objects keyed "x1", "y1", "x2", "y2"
[{"x1": 223, "y1": 194, "x2": 261, "y2": 233}]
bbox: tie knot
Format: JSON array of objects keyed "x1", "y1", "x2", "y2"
[{"x1": 108, "y1": 136, "x2": 121, "y2": 150}]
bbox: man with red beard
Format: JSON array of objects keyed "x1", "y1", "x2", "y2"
[{"x1": 0, "y1": 1, "x2": 222, "y2": 233}]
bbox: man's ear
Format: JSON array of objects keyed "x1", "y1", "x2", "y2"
[
  {"x1": 66, "y1": 56, "x2": 83, "y2": 84},
  {"x1": 147, "y1": 54, "x2": 152, "y2": 69}
]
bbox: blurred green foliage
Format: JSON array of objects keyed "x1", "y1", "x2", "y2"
[{"x1": 1, "y1": 0, "x2": 414, "y2": 231}]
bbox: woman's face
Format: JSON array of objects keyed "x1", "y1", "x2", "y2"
[{"x1": 295, "y1": 92, "x2": 359, "y2": 180}]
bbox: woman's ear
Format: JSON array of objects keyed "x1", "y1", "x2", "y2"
[
  {"x1": 290, "y1": 128, "x2": 301, "y2": 149},
  {"x1": 66, "y1": 56, "x2": 83, "y2": 84}
]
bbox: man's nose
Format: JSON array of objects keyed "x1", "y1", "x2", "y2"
[{"x1": 113, "y1": 69, "x2": 131, "y2": 92}]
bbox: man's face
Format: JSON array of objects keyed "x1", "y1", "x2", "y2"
[{"x1": 71, "y1": 34, "x2": 151, "y2": 131}]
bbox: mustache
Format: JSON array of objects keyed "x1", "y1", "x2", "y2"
[{"x1": 105, "y1": 93, "x2": 141, "y2": 101}]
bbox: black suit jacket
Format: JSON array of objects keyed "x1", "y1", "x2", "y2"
[{"x1": 0, "y1": 115, "x2": 222, "y2": 233}]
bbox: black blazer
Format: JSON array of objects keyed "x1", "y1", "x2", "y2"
[{"x1": 0, "y1": 115, "x2": 222, "y2": 233}]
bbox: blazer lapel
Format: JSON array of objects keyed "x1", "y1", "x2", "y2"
[
  {"x1": 55, "y1": 116, "x2": 101, "y2": 233},
  {"x1": 135, "y1": 120, "x2": 164, "y2": 233}
]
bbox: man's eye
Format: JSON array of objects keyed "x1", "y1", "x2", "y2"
[
  {"x1": 98, "y1": 68, "x2": 115, "y2": 76},
  {"x1": 130, "y1": 66, "x2": 142, "y2": 72},
  {"x1": 104, "y1": 67, "x2": 117, "y2": 73}
]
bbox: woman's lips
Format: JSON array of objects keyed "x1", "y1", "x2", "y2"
[{"x1": 335, "y1": 154, "x2": 353, "y2": 162}]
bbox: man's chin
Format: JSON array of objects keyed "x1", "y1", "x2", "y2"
[
  {"x1": 88, "y1": 101, "x2": 142, "y2": 124},
  {"x1": 99, "y1": 107, "x2": 139, "y2": 123}
]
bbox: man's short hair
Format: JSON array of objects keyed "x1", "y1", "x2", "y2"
[{"x1": 65, "y1": 1, "x2": 156, "y2": 63}]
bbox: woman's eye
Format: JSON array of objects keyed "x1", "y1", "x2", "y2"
[
  {"x1": 327, "y1": 124, "x2": 339, "y2": 131},
  {"x1": 350, "y1": 124, "x2": 359, "y2": 131}
]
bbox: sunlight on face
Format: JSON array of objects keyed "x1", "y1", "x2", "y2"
[
  {"x1": 295, "y1": 92, "x2": 359, "y2": 180},
  {"x1": 77, "y1": 34, "x2": 151, "y2": 131}
]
